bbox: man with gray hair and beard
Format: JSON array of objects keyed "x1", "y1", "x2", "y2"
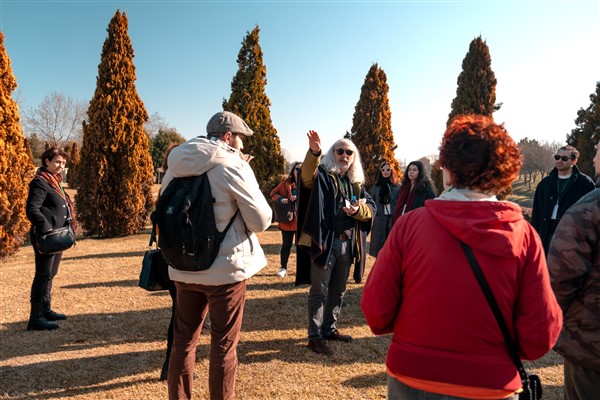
[{"x1": 295, "y1": 130, "x2": 375, "y2": 355}]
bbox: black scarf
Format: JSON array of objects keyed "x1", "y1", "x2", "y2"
[{"x1": 377, "y1": 177, "x2": 392, "y2": 205}]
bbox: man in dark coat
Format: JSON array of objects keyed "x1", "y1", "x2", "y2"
[
  {"x1": 295, "y1": 130, "x2": 375, "y2": 356},
  {"x1": 531, "y1": 145, "x2": 595, "y2": 255}
]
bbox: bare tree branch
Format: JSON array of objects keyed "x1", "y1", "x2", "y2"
[{"x1": 21, "y1": 92, "x2": 86, "y2": 148}]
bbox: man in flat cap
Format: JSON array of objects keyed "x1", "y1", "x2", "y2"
[{"x1": 161, "y1": 111, "x2": 272, "y2": 399}]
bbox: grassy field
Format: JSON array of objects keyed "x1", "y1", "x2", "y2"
[
  {"x1": 508, "y1": 174, "x2": 542, "y2": 209},
  {"x1": 0, "y1": 183, "x2": 564, "y2": 400}
]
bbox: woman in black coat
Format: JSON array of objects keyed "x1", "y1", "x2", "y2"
[
  {"x1": 25, "y1": 148, "x2": 75, "y2": 331},
  {"x1": 392, "y1": 160, "x2": 435, "y2": 223}
]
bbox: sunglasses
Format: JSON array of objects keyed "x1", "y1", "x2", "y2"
[
  {"x1": 554, "y1": 155, "x2": 573, "y2": 162},
  {"x1": 335, "y1": 149, "x2": 354, "y2": 156},
  {"x1": 381, "y1": 168, "x2": 391, "y2": 172}
]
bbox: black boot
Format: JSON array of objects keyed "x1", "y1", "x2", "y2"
[
  {"x1": 43, "y1": 301, "x2": 67, "y2": 321},
  {"x1": 27, "y1": 303, "x2": 59, "y2": 331}
]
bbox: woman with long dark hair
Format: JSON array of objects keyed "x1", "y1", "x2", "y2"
[
  {"x1": 270, "y1": 162, "x2": 302, "y2": 277},
  {"x1": 25, "y1": 147, "x2": 75, "y2": 330},
  {"x1": 368, "y1": 161, "x2": 400, "y2": 258},
  {"x1": 392, "y1": 160, "x2": 435, "y2": 223}
]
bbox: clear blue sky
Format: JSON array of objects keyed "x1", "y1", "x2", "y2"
[{"x1": 2, "y1": 1, "x2": 599, "y2": 165}]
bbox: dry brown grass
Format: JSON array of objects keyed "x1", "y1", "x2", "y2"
[{"x1": 0, "y1": 186, "x2": 564, "y2": 399}]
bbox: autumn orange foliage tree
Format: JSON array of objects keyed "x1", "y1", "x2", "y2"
[
  {"x1": 76, "y1": 11, "x2": 154, "y2": 237},
  {"x1": 0, "y1": 32, "x2": 35, "y2": 257}
]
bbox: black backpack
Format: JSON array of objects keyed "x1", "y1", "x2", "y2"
[{"x1": 155, "y1": 174, "x2": 239, "y2": 271}]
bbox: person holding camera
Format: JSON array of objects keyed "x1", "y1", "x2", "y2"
[{"x1": 296, "y1": 130, "x2": 375, "y2": 355}]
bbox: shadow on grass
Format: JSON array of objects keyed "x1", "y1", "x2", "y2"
[
  {"x1": 342, "y1": 371, "x2": 387, "y2": 389},
  {"x1": 64, "y1": 250, "x2": 145, "y2": 261},
  {"x1": 0, "y1": 285, "x2": 368, "y2": 360},
  {"x1": 63, "y1": 279, "x2": 141, "y2": 289},
  {"x1": 0, "y1": 353, "x2": 169, "y2": 399}
]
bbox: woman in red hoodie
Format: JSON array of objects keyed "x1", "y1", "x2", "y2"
[{"x1": 361, "y1": 115, "x2": 562, "y2": 400}]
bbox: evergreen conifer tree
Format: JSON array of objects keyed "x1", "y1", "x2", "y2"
[
  {"x1": 0, "y1": 32, "x2": 35, "y2": 258},
  {"x1": 23, "y1": 137, "x2": 35, "y2": 165},
  {"x1": 348, "y1": 63, "x2": 400, "y2": 188},
  {"x1": 448, "y1": 36, "x2": 499, "y2": 124},
  {"x1": 76, "y1": 10, "x2": 154, "y2": 237},
  {"x1": 567, "y1": 81, "x2": 600, "y2": 178},
  {"x1": 149, "y1": 127, "x2": 186, "y2": 171},
  {"x1": 67, "y1": 142, "x2": 81, "y2": 188},
  {"x1": 222, "y1": 26, "x2": 284, "y2": 195}
]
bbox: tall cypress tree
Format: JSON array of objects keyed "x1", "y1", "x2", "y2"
[
  {"x1": 567, "y1": 81, "x2": 600, "y2": 178},
  {"x1": 448, "y1": 36, "x2": 499, "y2": 124},
  {"x1": 67, "y1": 142, "x2": 81, "y2": 188},
  {"x1": 348, "y1": 63, "x2": 400, "y2": 188},
  {"x1": 0, "y1": 32, "x2": 35, "y2": 257},
  {"x1": 223, "y1": 25, "x2": 284, "y2": 195},
  {"x1": 76, "y1": 10, "x2": 154, "y2": 237}
]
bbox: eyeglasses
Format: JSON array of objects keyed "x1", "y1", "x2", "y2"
[
  {"x1": 554, "y1": 155, "x2": 573, "y2": 162},
  {"x1": 335, "y1": 149, "x2": 354, "y2": 156},
  {"x1": 381, "y1": 168, "x2": 391, "y2": 172}
]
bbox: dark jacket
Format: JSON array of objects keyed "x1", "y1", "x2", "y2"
[
  {"x1": 26, "y1": 176, "x2": 70, "y2": 235},
  {"x1": 295, "y1": 151, "x2": 375, "y2": 285},
  {"x1": 531, "y1": 165, "x2": 595, "y2": 253},
  {"x1": 392, "y1": 184, "x2": 436, "y2": 224},
  {"x1": 368, "y1": 182, "x2": 399, "y2": 257},
  {"x1": 548, "y1": 188, "x2": 600, "y2": 372}
]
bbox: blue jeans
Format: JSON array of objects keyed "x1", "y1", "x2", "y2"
[
  {"x1": 387, "y1": 376, "x2": 518, "y2": 400},
  {"x1": 307, "y1": 238, "x2": 352, "y2": 339}
]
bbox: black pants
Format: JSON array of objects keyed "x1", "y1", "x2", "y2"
[
  {"x1": 280, "y1": 230, "x2": 295, "y2": 269},
  {"x1": 30, "y1": 247, "x2": 62, "y2": 304}
]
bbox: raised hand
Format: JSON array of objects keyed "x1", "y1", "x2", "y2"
[{"x1": 307, "y1": 130, "x2": 321, "y2": 154}]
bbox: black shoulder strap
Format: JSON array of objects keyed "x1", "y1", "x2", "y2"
[
  {"x1": 459, "y1": 242, "x2": 529, "y2": 381},
  {"x1": 149, "y1": 211, "x2": 158, "y2": 248},
  {"x1": 221, "y1": 209, "x2": 240, "y2": 236}
]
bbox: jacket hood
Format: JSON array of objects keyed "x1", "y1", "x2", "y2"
[
  {"x1": 167, "y1": 136, "x2": 237, "y2": 177},
  {"x1": 425, "y1": 198, "x2": 526, "y2": 258}
]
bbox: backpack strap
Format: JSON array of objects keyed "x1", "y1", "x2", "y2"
[{"x1": 221, "y1": 209, "x2": 240, "y2": 237}]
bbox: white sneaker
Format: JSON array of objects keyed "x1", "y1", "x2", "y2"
[{"x1": 277, "y1": 267, "x2": 287, "y2": 277}]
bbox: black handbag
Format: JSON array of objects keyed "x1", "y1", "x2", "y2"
[
  {"x1": 139, "y1": 217, "x2": 170, "y2": 291},
  {"x1": 36, "y1": 221, "x2": 76, "y2": 255},
  {"x1": 272, "y1": 200, "x2": 294, "y2": 223},
  {"x1": 139, "y1": 249, "x2": 169, "y2": 291},
  {"x1": 460, "y1": 242, "x2": 543, "y2": 400}
]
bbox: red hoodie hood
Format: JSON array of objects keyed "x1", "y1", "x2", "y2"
[{"x1": 425, "y1": 199, "x2": 527, "y2": 258}]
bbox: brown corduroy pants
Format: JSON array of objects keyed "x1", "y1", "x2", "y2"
[{"x1": 168, "y1": 280, "x2": 247, "y2": 400}]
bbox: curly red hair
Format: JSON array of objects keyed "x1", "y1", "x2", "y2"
[{"x1": 438, "y1": 115, "x2": 522, "y2": 194}]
